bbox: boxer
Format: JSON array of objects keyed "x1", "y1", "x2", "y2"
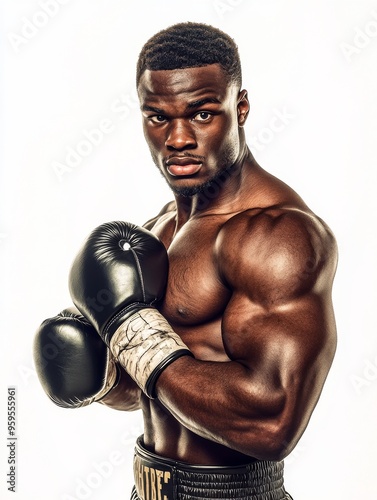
[{"x1": 35, "y1": 22, "x2": 338, "y2": 499}]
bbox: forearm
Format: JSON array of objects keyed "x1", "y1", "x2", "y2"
[{"x1": 155, "y1": 356, "x2": 290, "y2": 460}]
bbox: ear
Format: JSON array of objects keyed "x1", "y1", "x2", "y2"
[{"x1": 237, "y1": 89, "x2": 249, "y2": 127}]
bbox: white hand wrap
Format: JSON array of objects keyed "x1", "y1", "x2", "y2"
[{"x1": 109, "y1": 308, "x2": 192, "y2": 398}]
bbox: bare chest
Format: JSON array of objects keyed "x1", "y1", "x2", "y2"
[{"x1": 152, "y1": 217, "x2": 231, "y2": 358}]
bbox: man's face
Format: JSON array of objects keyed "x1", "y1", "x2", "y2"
[{"x1": 137, "y1": 64, "x2": 249, "y2": 197}]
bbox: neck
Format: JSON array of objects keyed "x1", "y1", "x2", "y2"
[{"x1": 173, "y1": 147, "x2": 256, "y2": 227}]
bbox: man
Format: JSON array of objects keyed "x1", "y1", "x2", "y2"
[{"x1": 34, "y1": 22, "x2": 337, "y2": 499}]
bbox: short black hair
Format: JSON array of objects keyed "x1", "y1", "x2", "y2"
[{"x1": 136, "y1": 22, "x2": 242, "y2": 87}]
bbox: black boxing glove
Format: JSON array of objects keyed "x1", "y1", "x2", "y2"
[
  {"x1": 69, "y1": 221, "x2": 192, "y2": 398},
  {"x1": 33, "y1": 307, "x2": 120, "y2": 408}
]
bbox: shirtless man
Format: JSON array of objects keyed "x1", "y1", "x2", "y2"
[{"x1": 34, "y1": 23, "x2": 337, "y2": 499}]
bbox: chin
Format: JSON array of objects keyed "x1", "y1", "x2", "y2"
[
  {"x1": 171, "y1": 184, "x2": 205, "y2": 197},
  {"x1": 169, "y1": 175, "x2": 215, "y2": 197},
  {"x1": 171, "y1": 164, "x2": 235, "y2": 198}
]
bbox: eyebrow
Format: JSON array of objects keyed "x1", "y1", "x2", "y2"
[
  {"x1": 141, "y1": 97, "x2": 221, "y2": 115},
  {"x1": 141, "y1": 104, "x2": 164, "y2": 114},
  {"x1": 185, "y1": 97, "x2": 221, "y2": 110}
]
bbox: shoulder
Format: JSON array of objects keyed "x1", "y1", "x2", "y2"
[
  {"x1": 215, "y1": 206, "x2": 338, "y2": 301},
  {"x1": 143, "y1": 201, "x2": 176, "y2": 231}
]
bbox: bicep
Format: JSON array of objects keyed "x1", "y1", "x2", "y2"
[
  {"x1": 218, "y1": 210, "x2": 337, "y2": 413},
  {"x1": 222, "y1": 290, "x2": 336, "y2": 390},
  {"x1": 221, "y1": 287, "x2": 337, "y2": 449}
]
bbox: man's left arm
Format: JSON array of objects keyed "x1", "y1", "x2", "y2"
[{"x1": 154, "y1": 210, "x2": 338, "y2": 460}]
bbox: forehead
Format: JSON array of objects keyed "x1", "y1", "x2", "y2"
[{"x1": 137, "y1": 64, "x2": 235, "y2": 104}]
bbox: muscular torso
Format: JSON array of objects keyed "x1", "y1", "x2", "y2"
[
  {"x1": 101, "y1": 160, "x2": 337, "y2": 465},
  {"x1": 143, "y1": 212, "x2": 246, "y2": 464},
  {"x1": 139, "y1": 164, "x2": 319, "y2": 465}
]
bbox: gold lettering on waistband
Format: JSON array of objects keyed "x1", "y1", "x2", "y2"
[
  {"x1": 163, "y1": 471, "x2": 171, "y2": 500},
  {"x1": 144, "y1": 466, "x2": 150, "y2": 500},
  {"x1": 156, "y1": 469, "x2": 164, "y2": 500},
  {"x1": 150, "y1": 467, "x2": 156, "y2": 500},
  {"x1": 134, "y1": 454, "x2": 172, "y2": 500},
  {"x1": 135, "y1": 456, "x2": 145, "y2": 499}
]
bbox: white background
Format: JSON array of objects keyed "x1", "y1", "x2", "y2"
[{"x1": 1, "y1": 0, "x2": 377, "y2": 498}]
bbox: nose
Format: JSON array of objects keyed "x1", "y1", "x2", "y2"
[{"x1": 165, "y1": 119, "x2": 197, "y2": 151}]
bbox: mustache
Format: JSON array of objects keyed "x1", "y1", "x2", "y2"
[{"x1": 164, "y1": 153, "x2": 205, "y2": 163}]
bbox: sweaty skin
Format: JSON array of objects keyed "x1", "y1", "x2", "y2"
[{"x1": 102, "y1": 64, "x2": 338, "y2": 466}]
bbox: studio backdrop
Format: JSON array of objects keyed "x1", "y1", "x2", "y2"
[{"x1": 1, "y1": 1, "x2": 376, "y2": 499}]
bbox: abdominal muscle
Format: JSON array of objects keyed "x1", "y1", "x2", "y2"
[
  {"x1": 141, "y1": 400, "x2": 255, "y2": 466},
  {"x1": 139, "y1": 214, "x2": 256, "y2": 465},
  {"x1": 139, "y1": 319, "x2": 256, "y2": 466}
]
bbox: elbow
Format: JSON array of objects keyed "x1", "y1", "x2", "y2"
[
  {"x1": 264, "y1": 421, "x2": 299, "y2": 461},
  {"x1": 261, "y1": 418, "x2": 304, "y2": 461},
  {"x1": 261, "y1": 432, "x2": 296, "y2": 462},
  {"x1": 257, "y1": 430, "x2": 297, "y2": 462},
  {"x1": 231, "y1": 421, "x2": 300, "y2": 462},
  {"x1": 237, "y1": 392, "x2": 307, "y2": 460},
  {"x1": 223, "y1": 389, "x2": 305, "y2": 460}
]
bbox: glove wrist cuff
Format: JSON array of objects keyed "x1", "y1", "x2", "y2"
[
  {"x1": 109, "y1": 308, "x2": 192, "y2": 398},
  {"x1": 103, "y1": 303, "x2": 150, "y2": 344}
]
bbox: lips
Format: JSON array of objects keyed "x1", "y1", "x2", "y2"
[{"x1": 165, "y1": 156, "x2": 203, "y2": 177}]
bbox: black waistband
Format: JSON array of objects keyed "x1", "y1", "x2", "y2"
[{"x1": 133, "y1": 436, "x2": 290, "y2": 500}]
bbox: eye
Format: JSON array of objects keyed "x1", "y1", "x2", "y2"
[
  {"x1": 149, "y1": 115, "x2": 167, "y2": 124},
  {"x1": 193, "y1": 111, "x2": 213, "y2": 122}
]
